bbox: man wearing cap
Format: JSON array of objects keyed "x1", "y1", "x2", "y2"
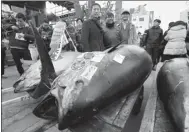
[
  {"x1": 143, "y1": 19, "x2": 163, "y2": 70},
  {"x1": 117, "y1": 11, "x2": 137, "y2": 45},
  {"x1": 103, "y1": 12, "x2": 122, "y2": 49}
]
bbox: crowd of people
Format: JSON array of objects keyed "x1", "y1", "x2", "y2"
[{"x1": 1, "y1": 3, "x2": 189, "y2": 78}]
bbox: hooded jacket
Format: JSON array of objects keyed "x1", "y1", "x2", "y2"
[{"x1": 163, "y1": 24, "x2": 187, "y2": 55}]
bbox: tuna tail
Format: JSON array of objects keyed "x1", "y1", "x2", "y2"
[{"x1": 29, "y1": 22, "x2": 57, "y2": 99}]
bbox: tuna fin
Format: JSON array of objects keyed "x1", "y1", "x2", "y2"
[{"x1": 28, "y1": 22, "x2": 57, "y2": 99}]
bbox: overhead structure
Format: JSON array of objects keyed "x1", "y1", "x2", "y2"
[{"x1": 2, "y1": 1, "x2": 75, "y2": 12}]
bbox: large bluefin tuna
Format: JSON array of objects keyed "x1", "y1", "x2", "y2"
[
  {"x1": 157, "y1": 58, "x2": 189, "y2": 132},
  {"x1": 18, "y1": 22, "x2": 152, "y2": 130},
  {"x1": 33, "y1": 45, "x2": 153, "y2": 130}
]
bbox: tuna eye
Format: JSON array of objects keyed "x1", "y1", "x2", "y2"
[{"x1": 75, "y1": 80, "x2": 84, "y2": 87}]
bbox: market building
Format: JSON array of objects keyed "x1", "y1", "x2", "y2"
[{"x1": 130, "y1": 5, "x2": 154, "y2": 34}]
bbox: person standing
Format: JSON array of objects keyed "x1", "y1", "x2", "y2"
[
  {"x1": 162, "y1": 21, "x2": 187, "y2": 61},
  {"x1": 137, "y1": 32, "x2": 142, "y2": 46},
  {"x1": 117, "y1": 11, "x2": 137, "y2": 45},
  {"x1": 3, "y1": 13, "x2": 34, "y2": 76},
  {"x1": 38, "y1": 18, "x2": 53, "y2": 52},
  {"x1": 143, "y1": 19, "x2": 163, "y2": 70},
  {"x1": 75, "y1": 18, "x2": 84, "y2": 52},
  {"x1": 185, "y1": 26, "x2": 189, "y2": 56},
  {"x1": 159, "y1": 22, "x2": 175, "y2": 62},
  {"x1": 1, "y1": 33, "x2": 8, "y2": 78},
  {"x1": 103, "y1": 12, "x2": 122, "y2": 49},
  {"x1": 81, "y1": 3, "x2": 105, "y2": 52}
]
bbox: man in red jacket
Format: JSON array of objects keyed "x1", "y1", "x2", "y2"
[{"x1": 4, "y1": 13, "x2": 34, "y2": 76}]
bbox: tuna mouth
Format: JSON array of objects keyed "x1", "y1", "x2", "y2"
[
  {"x1": 13, "y1": 80, "x2": 37, "y2": 93},
  {"x1": 33, "y1": 95, "x2": 58, "y2": 120}
]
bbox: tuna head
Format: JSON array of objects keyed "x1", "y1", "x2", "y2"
[
  {"x1": 157, "y1": 58, "x2": 189, "y2": 132},
  {"x1": 13, "y1": 60, "x2": 41, "y2": 93},
  {"x1": 33, "y1": 45, "x2": 153, "y2": 130},
  {"x1": 13, "y1": 51, "x2": 80, "y2": 95}
]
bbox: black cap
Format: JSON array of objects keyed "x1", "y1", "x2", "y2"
[
  {"x1": 121, "y1": 11, "x2": 130, "y2": 15},
  {"x1": 154, "y1": 19, "x2": 161, "y2": 24}
]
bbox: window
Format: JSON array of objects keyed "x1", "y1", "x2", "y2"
[
  {"x1": 133, "y1": 18, "x2": 136, "y2": 21},
  {"x1": 139, "y1": 17, "x2": 144, "y2": 21}
]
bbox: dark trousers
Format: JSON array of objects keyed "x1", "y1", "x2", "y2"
[
  {"x1": 11, "y1": 48, "x2": 32, "y2": 75},
  {"x1": 162, "y1": 54, "x2": 187, "y2": 62},
  {"x1": 1, "y1": 48, "x2": 6, "y2": 75},
  {"x1": 146, "y1": 47, "x2": 159, "y2": 66}
]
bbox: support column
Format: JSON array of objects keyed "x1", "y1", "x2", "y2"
[{"x1": 115, "y1": 1, "x2": 122, "y2": 24}]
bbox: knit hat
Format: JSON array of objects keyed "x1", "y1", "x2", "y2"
[{"x1": 121, "y1": 10, "x2": 130, "y2": 15}]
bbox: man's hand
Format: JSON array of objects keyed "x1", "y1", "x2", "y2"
[{"x1": 12, "y1": 26, "x2": 19, "y2": 30}]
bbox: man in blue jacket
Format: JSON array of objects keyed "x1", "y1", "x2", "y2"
[{"x1": 4, "y1": 13, "x2": 34, "y2": 76}]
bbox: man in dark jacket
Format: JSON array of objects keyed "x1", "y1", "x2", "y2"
[
  {"x1": 144, "y1": 19, "x2": 163, "y2": 70},
  {"x1": 38, "y1": 19, "x2": 53, "y2": 52},
  {"x1": 186, "y1": 28, "x2": 189, "y2": 56},
  {"x1": 103, "y1": 12, "x2": 122, "y2": 49},
  {"x1": 75, "y1": 18, "x2": 84, "y2": 52},
  {"x1": 81, "y1": 3, "x2": 105, "y2": 52},
  {"x1": 4, "y1": 13, "x2": 34, "y2": 76}
]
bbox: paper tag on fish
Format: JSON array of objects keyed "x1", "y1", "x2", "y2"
[
  {"x1": 81, "y1": 65, "x2": 98, "y2": 81},
  {"x1": 15, "y1": 33, "x2": 26, "y2": 41},
  {"x1": 91, "y1": 53, "x2": 105, "y2": 62},
  {"x1": 113, "y1": 53, "x2": 125, "y2": 64}
]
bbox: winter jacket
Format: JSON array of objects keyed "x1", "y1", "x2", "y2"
[
  {"x1": 81, "y1": 19, "x2": 105, "y2": 52},
  {"x1": 117, "y1": 22, "x2": 137, "y2": 45},
  {"x1": 75, "y1": 28, "x2": 84, "y2": 52},
  {"x1": 185, "y1": 30, "x2": 189, "y2": 51},
  {"x1": 38, "y1": 23, "x2": 53, "y2": 50},
  {"x1": 38, "y1": 23, "x2": 53, "y2": 41},
  {"x1": 4, "y1": 23, "x2": 34, "y2": 49},
  {"x1": 163, "y1": 25, "x2": 187, "y2": 55},
  {"x1": 103, "y1": 25, "x2": 122, "y2": 49},
  {"x1": 145, "y1": 26, "x2": 163, "y2": 48}
]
